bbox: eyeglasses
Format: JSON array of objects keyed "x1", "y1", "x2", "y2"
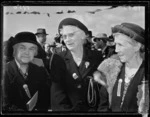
[{"x1": 61, "y1": 30, "x2": 80, "y2": 40}]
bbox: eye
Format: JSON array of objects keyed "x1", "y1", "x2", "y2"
[
  {"x1": 29, "y1": 47, "x2": 36, "y2": 51},
  {"x1": 68, "y1": 33, "x2": 74, "y2": 37},
  {"x1": 19, "y1": 46, "x2": 25, "y2": 50}
]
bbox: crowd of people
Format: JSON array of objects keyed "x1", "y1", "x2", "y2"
[{"x1": 2, "y1": 18, "x2": 148, "y2": 115}]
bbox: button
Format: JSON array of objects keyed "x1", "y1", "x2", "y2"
[{"x1": 77, "y1": 84, "x2": 82, "y2": 89}]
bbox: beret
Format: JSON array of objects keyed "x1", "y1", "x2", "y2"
[
  {"x1": 12, "y1": 32, "x2": 39, "y2": 46},
  {"x1": 111, "y1": 22, "x2": 145, "y2": 45},
  {"x1": 58, "y1": 18, "x2": 89, "y2": 34}
]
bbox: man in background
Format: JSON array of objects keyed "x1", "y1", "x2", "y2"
[{"x1": 35, "y1": 28, "x2": 49, "y2": 70}]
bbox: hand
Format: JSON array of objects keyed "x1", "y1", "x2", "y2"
[{"x1": 93, "y1": 71, "x2": 107, "y2": 88}]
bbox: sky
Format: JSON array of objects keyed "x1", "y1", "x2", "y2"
[{"x1": 3, "y1": 6, "x2": 145, "y2": 44}]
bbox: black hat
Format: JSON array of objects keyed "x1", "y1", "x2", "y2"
[
  {"x1": 58, "y1": 18, "x2": 89, "y2": 34},
  {"x1": 111, "y1": 22, "x2": 145, "y2": 44},
  {"x1": 12, "y1": 31, "x2": 39, "y2": 46},
  {"x1": 35, "y1": 28, "x2": 48, "y2": 35}
]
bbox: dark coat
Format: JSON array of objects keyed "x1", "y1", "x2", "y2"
[
  {"x1": 111, "y1": 61, "x2": 145, "y2": 112},
  {"x1": 103, "y1": 45, "x2": 116, "y2": 59},
  {"x1": 35, "y1": 44, "x2": 48, "y2": 69},
  {"x1": 2, "y1": 60, "x2": 50, "y2": 112},
  {"x1": 50, "y1": 47, "x2": 109, "y2": 112}
]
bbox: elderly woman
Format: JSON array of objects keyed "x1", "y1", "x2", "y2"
[
  {"x1": 94, "y1": 22, "x2": 147, "y2": 113},
  {"x1": 2, "y1": 32, "x2": 50, "y2": 112},
  {"x1": 50, "y1": 18, "x2": 109, "y2": 112}
]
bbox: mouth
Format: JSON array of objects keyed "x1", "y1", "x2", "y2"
[
  {"x1": 67, "y1": 43, "x2": 74, "y2": 46},
  {"x1": 22, "y1": 56, "x2": 30, "y2": 59}
]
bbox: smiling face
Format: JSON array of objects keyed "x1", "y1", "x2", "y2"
[
  {"x1": 114, "y1": 33, "x2": 140, "y2": 63},
  {"x1": 13, "y1": 42, "x2": 37, "y2": 64},
  {"x1": 61, "y1": 25, "x2": 86, "y2": 51}
]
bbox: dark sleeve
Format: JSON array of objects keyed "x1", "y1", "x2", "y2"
[
  {"x1": 50, "y1": 54, "x2": 72, "y2": 111},
  {"x1": 36, "y1": 67, "x2": 51, "y2": 111},
  {"x1": 97, "y1": 85, "x2": 110, "y2": 112},
  {"x1": 2, "y1": 65, "x2": 24, "y2": 111}
]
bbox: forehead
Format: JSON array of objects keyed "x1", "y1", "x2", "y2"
[
  {"x1": 18, "y1": 42, "x2": 37, "y2": 47},
  {"x1": 61, "y1": 25, "x2": 80, "y2": 33},
  {"x1": 37, "y1": 34, "x2": 46, "y2": 37},
  {"x1": 114, "y1": 33, "x2": 133, "y2": 44}
]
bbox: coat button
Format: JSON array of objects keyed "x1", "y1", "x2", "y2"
[{"x1": 77, "y1": 84, "x2": 82, "y2": 89}]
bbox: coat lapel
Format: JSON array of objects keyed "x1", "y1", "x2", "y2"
[
  {"x1": 79, "y1": 48, "x2": 94, "y2": 78},
  {"x1": 63, "y1": 50, "x2": 82, "y2": 80},
  {"x1": 10, "y1": 60, "x2": 26, "y2": 87},
  {"x1": 121, "y1": 61, "x2": 145, "y2": 110}
]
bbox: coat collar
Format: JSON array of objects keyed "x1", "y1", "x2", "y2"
[
  {"x1": 9, "y1": 60, "x2": 33, "y2": 86},
  {"x1": 62, "y1": 47, "x2": 95, "y2": 79}
]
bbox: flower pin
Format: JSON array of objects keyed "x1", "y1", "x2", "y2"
[
  {"x1": 72, "y1": 73, "x2": 78, "y2": 80},
  {"x1": 85, "y1": 61, "x2": 90, "y2": 68}
]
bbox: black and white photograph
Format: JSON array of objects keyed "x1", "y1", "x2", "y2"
[{"x1": 1, "y1": 1, "x2": 149, "y2": 116}]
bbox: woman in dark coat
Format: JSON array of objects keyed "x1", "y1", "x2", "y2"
[
  {"x1": 110, "y1": 23, "x2": 146, "y2": 113},
  {"x1": 50, "y1": 18, "x2": 109, "y2": 112},
  {"x1": 2, "y1": 32, "x2": 50, "y2": 112},
  {"x1": 93, "y1": 23, "x2": 148, "y2": 115}
]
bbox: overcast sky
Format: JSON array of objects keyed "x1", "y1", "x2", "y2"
[{"x1": 3, "y1": 6, "x2": 145, "y2": 44}]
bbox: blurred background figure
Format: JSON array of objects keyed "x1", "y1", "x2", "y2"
[
  {"x1": 92, "y1": 33, "x2": 108, "y2": 52},
  {"x1": 53, "y1": 33, "x2": 66, "y2": 54},
  {"x1": 35, "y1": 28, "x2": 48, "y2": 69},
  {"x1": 92, "y1": 33, "x2": 115, "y2": 59},
  {"x1": 3, "y1": 36, "x2": 14, "y2": 63},
  {"x1": 105, "y1": 35, "x2": 116, "y2": 58},
  {"x1": 44, "y1": 43, "x2": 52, "y2": 60}
]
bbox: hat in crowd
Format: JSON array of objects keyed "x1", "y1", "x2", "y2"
[
  {"x1": 35, "y1": 28, "x2": 48, "y2": 35},
  {"x1": 12, "y1": 31, "x2": 39, "y2": 46},
  {"x1": 58, "y1": 18, "x2": 89, "y2": 34},
  {"x1": 108, "y1": 35, "x2": 114, "y2": 42},
  {"x1": 95, "y1": 33, "x2": 109, "y2": 39},
  {"x1": 111, "y1": 22, "x2": 145, "y2": 45}
]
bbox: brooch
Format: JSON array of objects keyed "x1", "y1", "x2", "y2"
[
  {"x1": 72, "y1": 73, "x2": 78, "y2": 80},
  {"x1": 85, "y1": 61, "x2": 90, "y2": 68}
]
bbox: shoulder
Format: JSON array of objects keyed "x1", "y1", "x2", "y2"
[
  {"x1": 86, "y1": 48, "x2": 103, "y2": 61},
  {"x1": 5, "y1": 60, "x2": 16, "y2": 73}
]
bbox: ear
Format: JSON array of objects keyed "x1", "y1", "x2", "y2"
[{"x1": 134, "y1": 42, "x2": 142, "y2": 52}]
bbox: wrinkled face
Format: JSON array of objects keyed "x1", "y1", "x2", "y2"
[
  {"x1": 13, "y1": 42, "x2": 37, "y2": 64},
  {"x1": 61, "y1": 25, "x2": 86, "y2": 51},
  {"x1": 114, "y1": 33, "x2": 140, "y2": 63},
  {"x1": 36, "y1": 34, "x2": 47, "y2": 44}
]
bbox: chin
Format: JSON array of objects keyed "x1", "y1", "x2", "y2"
[{"x1": 21, "y1": 59, "x2": 32, "y2": 64}]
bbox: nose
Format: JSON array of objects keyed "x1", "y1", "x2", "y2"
[{"x1": 24, "y1": 49, "x2": 29, "y2": 55}]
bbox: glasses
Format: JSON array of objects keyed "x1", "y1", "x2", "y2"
[{"x1": 61, "y1": 30, "x2": 80, "y2": 40}]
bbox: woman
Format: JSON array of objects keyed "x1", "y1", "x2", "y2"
[
  {"x1": 2, "y1": 32, "x2": 50, "y2": 112},
  {"x1": 94, "y1": 22, "x2": 147, "y2": 113},
  {"x1": 50, "y1": 18, "x2": 109, "y2": 112}
]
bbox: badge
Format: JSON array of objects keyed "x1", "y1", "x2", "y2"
[
  {"x1": 72, "y1": 73, "x2": 78, "y2": 80},
  {"x1": 85, "y1": 61, "x2": 90, "y2": 68},
  {"x1": 77, "y1": 84, "x2": 82, "y2": 89},
  {"x1": 117, "y1": 79, "x2": 123, "y2": 97}
]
